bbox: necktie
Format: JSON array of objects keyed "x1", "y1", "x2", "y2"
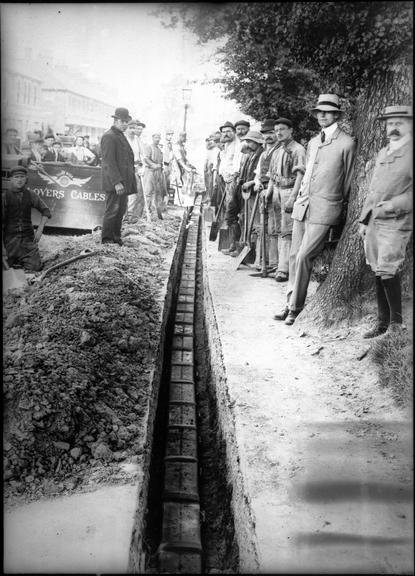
[{"x1": 321, "y1": 131, "x2": 326, "y2": 143}]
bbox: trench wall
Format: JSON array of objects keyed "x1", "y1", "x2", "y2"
[
  {"x1": 128, "y1": 210, "x2": 189, "y2": 573},
  {"x1": 199, "y1": 213, "x2": 260, "y2": 573}
]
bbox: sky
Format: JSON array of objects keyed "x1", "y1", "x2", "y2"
[{"x1": 1, "y1": 2, "x2": 253, "y2": 167}]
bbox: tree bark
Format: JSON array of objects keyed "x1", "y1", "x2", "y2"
[{"x1": 297, "y1": 61, "x2": 413, "y2": 329}]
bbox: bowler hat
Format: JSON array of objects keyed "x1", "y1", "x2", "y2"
[
  {"x1": 311, "y1": 94, "x2": 344, "y2": 117},
  {"x1": 136, "y1": 120, "x2": 146, "y2": 128},
  {"x1": 274, "y1": 117, "x2": 293, "y2": 128},
  {"x1": 234, "y1": 120, "x2": 250, "y2": 129},
  {"x1": 219, "y1": 121, "x2": 236, "y2": 132},
  {"x1": 260, "y1": 119, "x2": 278, "y2": 133},
  {"x1": 111, "y1": 107, "x2": 132, "y2": 122},
  {"x1": 10, "y1": 165, "x2": 28, "y2": 177},
  {"x1": 241, "y1": 130, "x2": 264, "y2": 145},
  {"x1": 377, "y1": 105, "x2": 413, "y2": 120}
]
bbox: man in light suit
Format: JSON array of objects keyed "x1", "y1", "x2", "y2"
[
  {"x1": 359, "y1": 105, "x2": 412, "y2": 338},
  {"x1": 275, "y1": 93, "x2": 357, "y2": 325}
]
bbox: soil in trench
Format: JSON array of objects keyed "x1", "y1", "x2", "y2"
[{"x1": 3, "y1": 211, "x2": 183, "y2": 507}]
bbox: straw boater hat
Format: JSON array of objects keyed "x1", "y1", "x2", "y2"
[
  {"x1": 311, "y1": 94, "x2": 344, "y2": 117},
  {"x1": 377, "y1": 105, "x2": 413, "y2": 120},
  {"x1": 241, "y1": 130, "x2": 264, "y2": 145}
]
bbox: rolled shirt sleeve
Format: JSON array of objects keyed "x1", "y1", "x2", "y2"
[{"x1": 29, "y1": 190, "x2": 52, "y2": 218}]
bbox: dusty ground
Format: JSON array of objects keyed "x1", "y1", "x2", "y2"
[
  {"x1": 3, "y1": 208, "x2": 184, "y2": 510},
  {"x1": 203, "y1": 221, "x2": 413, "y2": 574},
  {"x1": 3, "y1": 203, "x2": 412, "y2": 574}
]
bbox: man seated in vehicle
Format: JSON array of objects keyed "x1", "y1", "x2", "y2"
[
  {"x1": 2, "y1": 166, "x2": 51, "y2": 271},
  {"x1": 43, "y1": 139, "x2": 66, "y2": 162}
]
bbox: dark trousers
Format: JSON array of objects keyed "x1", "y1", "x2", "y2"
[
  {"x1": 5, "y1": 234, "x2": 42, "y2": 271},
  {"x1": 102, "y1": 190, "x2": 128, "y2": 243}
]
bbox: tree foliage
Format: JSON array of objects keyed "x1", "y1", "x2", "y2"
[{"x1": 158, "y1": 2, "x2": 413, "y2": 138}]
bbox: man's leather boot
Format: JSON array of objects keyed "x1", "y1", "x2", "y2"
[
  {"x1": 382, "y1": 275, "x2": 403, "y2": 330},
  {"x1": 285, "y1": 309, "x2": 300, "y2": 326},
  {"x1": 363, "y1": 276, "x2": 390, "y2": 338},
  {"x1": 274, "y1": 307, "x2": 289, "y2": 321}
]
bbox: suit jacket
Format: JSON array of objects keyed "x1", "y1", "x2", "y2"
[
  {"x1": 43, "y1": 150, "x2": 65, "y2": 162},
  {"x1": 296, "y1": 128, "x2": 356, "y2": 225},
  {"x1": 100, "y1": 126, "x2": 137, "y2": 195},
  {"x1": 360, "y1": 139, "x2": 412, "y2": 232}
]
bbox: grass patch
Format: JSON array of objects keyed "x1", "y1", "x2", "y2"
[{"x1": 370, "y1": 327, "x2": 413, "y2": 408}]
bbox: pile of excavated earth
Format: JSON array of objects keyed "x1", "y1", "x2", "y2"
[{"x1": 3, "y1": 210, "x2": 183, "y2": 504}]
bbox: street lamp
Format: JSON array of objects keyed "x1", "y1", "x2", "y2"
[{"x1": 182, "y1": 86, "x2": 192, "y2": 133}]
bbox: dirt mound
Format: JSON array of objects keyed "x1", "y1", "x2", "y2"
[{"x1": 3, "y1": 212, "x2": 183, "y2": 503}]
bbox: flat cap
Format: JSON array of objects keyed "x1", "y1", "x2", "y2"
[
  {"x1": 274, "y1": 117, "x2": 293, "y2": 128},
  {"x1": 234, "y1": 119, "x2": 250, "y2": 129},
  {"x1": 10, "y1": 165, "x2": 28, "y2": 176}
]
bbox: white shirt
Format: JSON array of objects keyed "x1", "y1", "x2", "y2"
[
  {"x1": 125, "y1": 133, "x2": 141, "y2": 163},
  {"x1": 299, "y1": 122, "x2": 338, "y2": 197},
  {"x1": 206, "y1": 147, "x2": 220, "y2": 170},
  {"x1": 219, "y1": 139, "x2": 239, "y2": 182},
  {"x1": 69, "y1": 145, "x2": 95, "y2": 163}
]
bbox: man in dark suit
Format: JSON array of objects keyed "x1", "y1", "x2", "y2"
[
  {"x1": 43, "y1": 140, "x2": 66, "y2": 162},
  {"x1": 101, "y1": 107, "x2": 138, "y2": 245}
]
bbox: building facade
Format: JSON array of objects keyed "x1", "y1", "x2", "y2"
[{"x1": 2, "y1": 56, "x2": 116, "y2": 145}]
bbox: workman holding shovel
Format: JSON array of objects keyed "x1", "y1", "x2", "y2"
[
  {"x1": 266, "y1": 118, "x2": 306, "y2": 282},
  {"x1": 2, "y1": 165, "x2": 51, "y2": 271},
  {"x1": 251, "y1": 119, "x2": 281, "y2": 271},
  {"x1": 231, "y1": 131, "x2": 264, "y2": 259}
]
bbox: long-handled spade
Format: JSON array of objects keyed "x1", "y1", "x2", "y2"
[
  {"x1": 260, "y1": 193, "x2": 268, "y2": 278},
  {"x1": 209, "y1": 182, "x2": 226, "y2": 242},
  {"x1": 234, "y1": 189, "x2": 261, "y2": 270}
]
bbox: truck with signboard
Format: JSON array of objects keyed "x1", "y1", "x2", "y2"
[{"x1": 2, "y1": 158, "x2": 105, "y2": 231}]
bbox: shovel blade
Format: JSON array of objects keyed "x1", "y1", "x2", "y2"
[
  {"x1": 209, "y1": 221, "x2": 219, "y2": 241},
  {"x1": 234, "y1": 245, "x2": 251, "y2": 270},
  {"x1": 3, "y1": 268, "x2": 27, "y2": 294}
]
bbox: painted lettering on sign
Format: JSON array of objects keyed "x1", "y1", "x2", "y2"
[
  {"x1": 70, "y1": 190, "x2": 106, "y2": 202},
  {"x1": 33, "y1": 188, "x2": 65, "y2": 200},
  {"x1": 28, "y1": 162, "x2": 105, "y2": 229}
]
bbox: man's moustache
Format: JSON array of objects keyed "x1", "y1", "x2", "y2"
[{"x1": 388, "y1": 130, "x2": 401, "y2": 136}]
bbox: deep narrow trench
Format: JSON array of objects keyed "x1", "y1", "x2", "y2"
[
  {"x1": 142, "y1": 204, "x2": 239, "y2": 573},
  {"x1": 194, "y1": 218, "x2": 239, "y2": 573}
]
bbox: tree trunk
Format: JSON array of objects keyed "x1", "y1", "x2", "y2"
[{"x1": 297, "y1": 61, "x2": 413, "y2": 329}]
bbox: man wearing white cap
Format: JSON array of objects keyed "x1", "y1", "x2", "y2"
[
  {"x1": 224, "y1": 130, "x2": 264, "y2": 256},
  {"x1": 359, "y1": 104, "x2": 412, "y2": 338},
  {"x1": 276, "y1": 93, "x2": 357, "y2": 325}
]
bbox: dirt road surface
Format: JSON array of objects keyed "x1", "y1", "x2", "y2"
[{"x1": 203, "y1": 218, "x2": 413, "y2": 574}]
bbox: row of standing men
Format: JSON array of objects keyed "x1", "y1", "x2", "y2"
[
  {"x1": 100, "y1": 107, "x2": 197, "y2": 245},
  {"x1": 203, "y1": 93, "x2": 412, "y2": 334}
]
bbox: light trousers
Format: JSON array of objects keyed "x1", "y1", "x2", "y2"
[{"x1": 288, "y1": 218, "x2": 330, "y2": 311}]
